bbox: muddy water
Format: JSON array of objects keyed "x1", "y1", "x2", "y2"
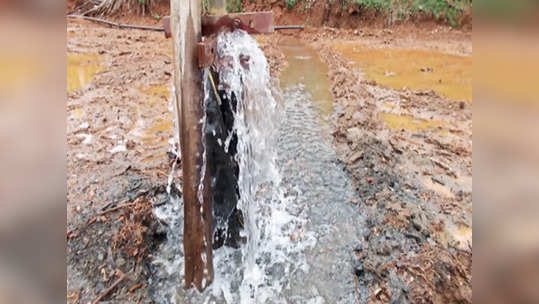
[
  {"x1": 279, "y1": 38, "x2": 334, "y2": 120},
  {"x1": 139, "y1": 85, "x2": 171, "y2": 101},
  {"x1": 67, "y1": 53, "x2": 102, "y2": 93},
  {"x1": 332, "y1": 43, "x2": 472, "y2": 102},
  {"x1": 275, "y1": 88, "x2": 366, "y2": 303},
  {"x1": 150, "y1": 34, "x2": 364, "y2": 303},
  {"x1": 131, "y1": 85, "x2": 173, "y2": 163},
  {"x1": 276, "y1": 40, "x2": 365, "y2": 302},
  {"x1": 380, "y1": 112, "x2": 445, "y2": 132}
]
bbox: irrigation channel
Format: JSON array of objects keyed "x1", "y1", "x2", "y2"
[{"x1": 149, "y1": 31, "x2": 366, "y2": 303}]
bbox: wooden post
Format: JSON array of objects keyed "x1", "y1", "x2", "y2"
[{"x1": 170, "y1": 0, "x2": 214, "y2": 291}]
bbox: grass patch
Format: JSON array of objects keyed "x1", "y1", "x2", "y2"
[
  {"x1": 353, "y1": 0, "x2": 392, "y2": 11},
  {"x1": 287, "y1": 0, "x2": 299, "y2": 9},
  {"x1": 411, "y1": 0, "x2": 470, "y2": 27},
  {"x1": 349, "y1": 0, "x2": 471, "y2": 26},
  {"x1": 285, "y1": 0, "x2": 470, "y2": 27},
  {"x1": 227, "y1": 0, "x2": 243, "y2": 12}
]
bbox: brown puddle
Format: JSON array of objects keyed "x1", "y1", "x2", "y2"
[
  {"x1": 67, "y1": 53, "x2": 102, "y2": 93},
  {"x1": 127, "y1": 86, "x2": 173, "y2": 158},
  {"x1": 380, "y1": 112, "x2": 444, "y2": 132},
  {"x1": 332, "y1": 43, "x2": 472, "y2": 102},
  {"x1": 138, "y1": 85, "x2": 170, "y2": 101},
  {"x1": 279, "y1": 37, "x2": 334, "y2": 118},
  {"x1": 147, "y1": 120, "x2": 173, "y2": 135},
  {"x1": 137, "y1": 118, "x2": 173, "y2": 148}
]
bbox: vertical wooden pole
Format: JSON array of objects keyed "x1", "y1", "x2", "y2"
[{"x1": 170, "y1": 0, "x2": 214, "y2": 291}]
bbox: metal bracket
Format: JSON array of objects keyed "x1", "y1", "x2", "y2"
[
  {"x1": 162, "y1": 16, "x2": 171, "y2": 38},
  {"x1": 163, "y1": 11, "x2": 274, "y2": 39},
  {"x1": 201, "y1": 11, "x2": 274, "y2": 36},
  {"x1": 196, "y1": 11, "x2": 274, "y2": 68},
  {"x1": 197, "y1": 37, "x2": 217, "y2": 68},
  {"x1": 163, "y1": 12, "x2": 274, "y2": 68}
]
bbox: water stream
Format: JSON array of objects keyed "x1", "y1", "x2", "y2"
[{"x1": 150, "y1": 31, "x2": 365, "y2": 304}]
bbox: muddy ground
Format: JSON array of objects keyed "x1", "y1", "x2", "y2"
[
  {"x1": 300, "y1": 26, "x2": 472, "y2": 303},
  {"x1": 66, "y1": 13, "x2": 471, "y2": 304},
  {"x1": 66, "y1": 17, "x2": 286, "y2": 303}
]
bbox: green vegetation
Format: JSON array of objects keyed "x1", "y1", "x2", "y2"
[
  {"x1": 227, "y1": 0, "x2": 243, "y2": 12},
  {"x1": 285, "y1": 0, "x2": 471, "y2": 27},
  {"x1": 352, "y1": 0, "x2": 471, "y2": 27},
  {"x1": 353, "y1": 0, "x2": 391, "y2": 11},
  {"x1": 411, "y1": 0, "x2": 470, "y2": 27},
  {"x1": 286, "y1": 0, "x2": 299, "y2": 9}
]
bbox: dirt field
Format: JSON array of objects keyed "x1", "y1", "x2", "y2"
[{"x1": 66, "y1": 8, "x2": 471, "y2": 303}]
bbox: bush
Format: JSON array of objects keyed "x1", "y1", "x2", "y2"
[
  {"x1": 286, "y1": 0, "x2": 298, "y2": 9},
  {"x1": 354, "y1": 0, "x2": 392, "y2": 12},
  {"x1": 411, "y1": 0, "x2": 470, "y2": 26},
  {"x1": 351, "y1": 0, "x2": 471, "y2": 26},
  {"x1": 227, "y1": 0, "x2": 243, "y2": 12}
]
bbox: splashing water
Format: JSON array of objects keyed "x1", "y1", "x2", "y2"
[
  {"x1": 216, "y1": 30, "x2": 315, "y2": 303},
  {"x1": 150, "y1": 31, "x2": 365, "y2": 304},
  {"x1": 150, "y1": 30, "x2": 314, "y2": 303}
]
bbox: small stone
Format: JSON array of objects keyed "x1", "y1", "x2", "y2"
[
  {"x1": 347, "y1": 151, "x2": 364, "y2": 164},
  {"x1": 352, "y1": 112, "x2": 363, "y2": 121},
  {"x1": 95, "y1": 282, "x2": 105, "y2": 293},
  {"x1": 346, "y1": 127, "x2": 362, "y2": 142},
  {"x1": 116, "y1": 257, "x2": 126, "y2": 267}
]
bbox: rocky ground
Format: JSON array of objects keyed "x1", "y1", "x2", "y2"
[{"x1": 66, "y1": 13, "x2": 471, "y2": 303}]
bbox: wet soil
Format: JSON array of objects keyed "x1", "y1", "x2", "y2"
[
  {"x1": 66, "y1": 17, "x2": 175, "y2": 303},
  {"x1": 296, "y1": 26, "x2": 473, "y2": 303},
  {"x1": 66, "y1": 18, "x2": 285, "y2": 303},
  {"x1": 66, "y1": 14, "x2": 471, "y2": 304}
]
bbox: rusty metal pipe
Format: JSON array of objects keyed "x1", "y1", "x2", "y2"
[{"x1": 275, "y1": 25, "x2": 304, "y2": 30}]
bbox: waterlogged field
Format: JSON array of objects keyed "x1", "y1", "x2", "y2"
[
  {"x1": 67, "y1": 17, "x2": 472, "y2": 304},
  {"x1": 67, "y1": 53, "x2": 102, "y2": 93},
  {"x1": 332, "y1": 42, "x2": 472, "y2": 102}
]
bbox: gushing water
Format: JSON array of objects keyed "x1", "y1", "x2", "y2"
[
  {"x1": 149, "y1": 31, "x2": 365, "y2": 304},
  {"x1": 213, "y1": 30, "x2": 315, "y2": 303}
]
